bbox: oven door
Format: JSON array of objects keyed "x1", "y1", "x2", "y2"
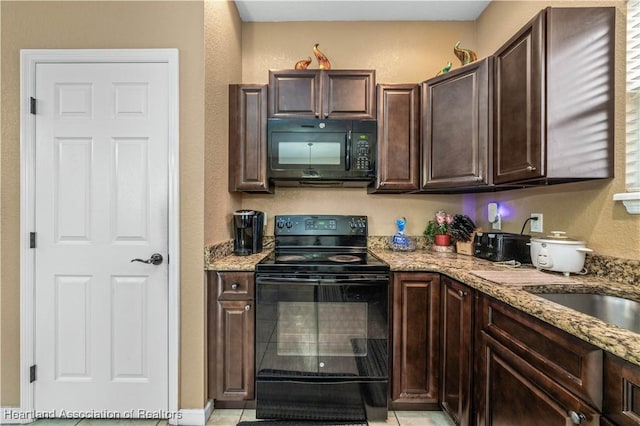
[{"x1": 255, "y1": 275, "x2": 388, "y2": 381}]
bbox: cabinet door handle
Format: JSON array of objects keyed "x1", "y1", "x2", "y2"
[
  {"x1": 458, "y1": 290, "x2": 467, "y2": 297},
  {"x1": 231, "y1": 283, "x2": 239, "y2": 290},
  {"x1": 526, "y1": 165, "x2": 537, "y2": 172},
  {"x1": 245, "y1": 304, "x2": 251, "y2": 311},
  {"x1": 568, "y1": 411, "x2": 586, "y2": 424}
]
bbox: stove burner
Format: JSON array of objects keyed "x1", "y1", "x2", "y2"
[
  {"x1": 276, "y1": 255, "x2": 308, "y2": 262},
  {"x1": 327, "y1": 254, "x2": 362, "y2": 263}
]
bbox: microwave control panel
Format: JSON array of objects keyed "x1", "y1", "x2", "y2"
[{"x1": 353, "y1": 133, "x2": 372, "y2": 171}]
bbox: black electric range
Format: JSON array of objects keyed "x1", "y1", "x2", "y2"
[
  {"x1": 254, "y1": 215, "x2": 390, "y2": 422},
  {"x1": 256, "y1": 214, "x2": 389, "y2": 274}
]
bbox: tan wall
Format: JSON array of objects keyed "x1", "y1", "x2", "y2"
[
  {"x1": 473, "y1": 0, "x2": 640, "y2": 260},
  {"x1": 204, "y1": 0, "x2": 243, "y2": 245},
  {"x1": 239, "y1": 21, "x2": 478, "y2": 236},
  {"x1": 0, "y1": 1, "x2": 206, "y2": 408},
  {"x1": 236, "y1": 3, "x2": 640, "y2": 260},
  {"x1": 242, "y1": 21, "x2": 478, "y2": 84}
]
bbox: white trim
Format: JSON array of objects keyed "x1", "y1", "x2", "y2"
[
  {"x1": 625, "y1": 1, "x2": 640, "y2": 211},
  {"x1": 172, "y1": 400, "x2": 214, "y2": 426},
  {"x1": 613, "y1": 192, "x2": 640, "y2": 214},
  {"x1": 19, "y1": 49, "x2": 180, "y2": 417}
]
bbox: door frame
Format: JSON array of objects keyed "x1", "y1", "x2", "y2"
[{"x1": 19, "y1": 49, "x2": 180, "y2": 420}]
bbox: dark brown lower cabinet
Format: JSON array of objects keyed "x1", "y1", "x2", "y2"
[
  {"x1": 208, "y1": 271, "x2": 255, "y2": 405},
  {"x1": 204, "y1": 268, "x2": 639, "y2": 424},
  {"x1": 440, "y1": 277, "x2": 473, "y2": 425},
  {"x1": 476, "y1": 294, "x2": 602, "y2": 425},
  {"x1": 391, "y1": 272, "x2": 440, "y2": 409},
  {"x1": 604, "y1": 353, "x2": 640, "y2": 425},
  {"x1": 476, "y1": 331, "x2": 600, "y2": 425}
]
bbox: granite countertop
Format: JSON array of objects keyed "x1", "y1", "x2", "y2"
[
  {"x1": 374, "y1": 249, "x2": 640, "y2": 368},
  {"x1": 208, "y1": 250, "x2": 271, "y2": 271},
  {"x1": 208, "y1": 247, "x2": 640, "y2": 368}
]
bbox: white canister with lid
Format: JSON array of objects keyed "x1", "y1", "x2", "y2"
[{"x1": 529, "y1": 231, "x2": 593, "y2": 276}]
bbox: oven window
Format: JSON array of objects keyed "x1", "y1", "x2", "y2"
[
  {"x1": 277, "y1": 302, "x2": 368, "y2": 357},
  {"x1": 279, "y1": 142, "x2": 341, "y2": 165}
]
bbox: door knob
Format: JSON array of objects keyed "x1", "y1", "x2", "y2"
[{"x1": 131, "y1": 253, "x2": 163, "y2": 265}]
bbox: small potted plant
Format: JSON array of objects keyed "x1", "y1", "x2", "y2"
[{"x1": 424, "y1": 210, "x2": 453, "y2": 246}]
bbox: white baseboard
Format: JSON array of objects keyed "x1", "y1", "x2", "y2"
[
  {"x1": 1, "y1": 408, "x2": 35, "y2": 424},
  {"x1": 172, "y1": 399, "x2": 214, "y2": 426},
  {"x1": 2, "y1": 402, "x2": 214, "y2": 426}
]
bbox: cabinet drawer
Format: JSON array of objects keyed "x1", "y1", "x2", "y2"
[
  {"x1": 476, "y1": 331, "x2": 600, "y2": 426},
  {"x1": 216, "y1": 271, "x2": 255, "y2": 300},
  {"x1": 479, "y1": 295, "x2": 602, "y2": 409}
]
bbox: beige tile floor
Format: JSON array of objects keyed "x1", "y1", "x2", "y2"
[
  {"x1": 30, "y1": 421, "x2": 169, "y2": 426},
  {"x1": 207, "y1": 409, "x2": 455, "y2": 426},
  {"x1": 30, "y1": 410, "x2": 455, "y2": 426}
]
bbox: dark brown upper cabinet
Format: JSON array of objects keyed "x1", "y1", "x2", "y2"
[
  {"x1": 228, "y1": 84, "x2": 272, "y2": 193},
  {"x1": 268, "y1": 69, "x2": 376, "y2": 119},
  {"x1": 493, "y1": 7, "x2": 615, "y2": 185},
  {"x1": 421, "y1": 57, "x2": 493, "y2": 192},
  {"x1": 369, "y1": 84, "x2": 420, "y2": 193}
]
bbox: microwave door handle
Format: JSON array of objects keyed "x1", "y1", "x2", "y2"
[{"x1": 345, "y1": 130, "x2": 351, "y2": 171}]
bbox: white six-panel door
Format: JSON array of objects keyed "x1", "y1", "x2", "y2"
[{"x1": 34, "y1": 62, "x2": 169, "y2": 413}]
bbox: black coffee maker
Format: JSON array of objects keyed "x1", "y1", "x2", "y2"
[{"x1": 233, "y1": 210, "x2": 265, "y2": 256}]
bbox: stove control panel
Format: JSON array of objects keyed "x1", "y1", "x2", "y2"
[{"x1": 274, "y1": 215, "x2": 368, "y2": 236}]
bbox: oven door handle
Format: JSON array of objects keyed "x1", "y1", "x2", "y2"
[
  {"x1": 319, "y1": 278, "x2": 389, "y2": 285},
  {"x1": 256, "y1": 276, "x2": 389, "y2": 284}
]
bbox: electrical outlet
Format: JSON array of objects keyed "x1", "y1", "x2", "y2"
[
  {"x1": 488, "y1": 203, "x2": 501, "y2": 230},
  {"x1": 530, "y1": 213, "x2": 543, "y2": 233}
]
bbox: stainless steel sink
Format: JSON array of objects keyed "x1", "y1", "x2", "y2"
[{"x1": 536, "y1": 293, "x2": 640, "y2": 334}]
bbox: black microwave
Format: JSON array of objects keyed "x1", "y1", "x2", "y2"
[{"x1": 267, "y1": 118, "x2": 377, "y2": 187}]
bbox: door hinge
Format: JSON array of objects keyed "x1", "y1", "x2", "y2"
[
  {"x1": 30, "y1": 365, "x2": 36, "y2": 383},
  {"x1": 30, "y1": 232, "x2": 36, "y2": 249},
  {"x1": 30, "y1": 97, "x2": 36, "y2": 115}
]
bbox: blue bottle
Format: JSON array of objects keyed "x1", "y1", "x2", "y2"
[{"x1": 391, "y1": 217, "x2": 414, "y2": 251}]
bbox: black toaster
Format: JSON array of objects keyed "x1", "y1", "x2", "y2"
[{"x1": 473, "y1": 232, "x2": 532, "y2": 264}]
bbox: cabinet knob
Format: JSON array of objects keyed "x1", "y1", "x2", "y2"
[
  {"x1": 568, "y1": 411, "x2": 586, "y2": 424},
  {"x1": 245, "y1": 304, "x2": 251, "y2": 311},
  {"x1": 526, "y1": 165, "x2": 537, "y2": 172},
  {"x1": 458, "y1": 290, "x2": 467, "y2": 297},
  {"x1": 231, "y1": 283, "x2": 239, "y2": 290}
]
